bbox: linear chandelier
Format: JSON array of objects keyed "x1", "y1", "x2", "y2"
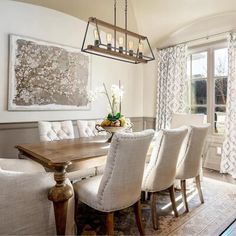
[{"x1": 81, "y1": 0, "x2": 155, "y2": 64}]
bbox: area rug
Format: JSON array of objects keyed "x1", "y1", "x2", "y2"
[{"x1": 76, "y1": 177, "x2": 236, "y2": 235}]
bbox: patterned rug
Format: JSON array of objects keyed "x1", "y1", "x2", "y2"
[{"x1": 76, "y1": 177, "x2": 236, "y2": 235}]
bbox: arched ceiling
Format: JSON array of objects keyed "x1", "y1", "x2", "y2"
[{"x1": 13, "y1": 0, "x2": 236, "y2": 48}]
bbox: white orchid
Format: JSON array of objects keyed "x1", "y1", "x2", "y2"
[
  {"x1": 88, "y1": 81, "x2": 124, "y2": 117},
  {"x1": 111, "y1": 85, "x2": 124, "y2": 103}
]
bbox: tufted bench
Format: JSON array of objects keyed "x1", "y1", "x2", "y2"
[{"x1": 38, "y1": 121, "x2": 95, "y2": 181}]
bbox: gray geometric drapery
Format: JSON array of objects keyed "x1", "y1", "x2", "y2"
[
  {"x1": 221, "y1": 33, "x2": 236, "y2": 178},
  {"x1": 156, "y1": 44, "x2": 187, "y2": 130}
]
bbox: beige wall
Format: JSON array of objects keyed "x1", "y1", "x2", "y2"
[
  {"x1": 0, "y1": 0, "x2": 143, "y2": 123},
  {"x1": 143, "y1": 60, "x2": 157, "y2": 117}
]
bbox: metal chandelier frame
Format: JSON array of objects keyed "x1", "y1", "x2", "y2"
[{"x1": 81, "y1": 0, "x2": 155, "y2": 64}]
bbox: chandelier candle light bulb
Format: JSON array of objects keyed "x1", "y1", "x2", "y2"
[
  {"x1": 138, "y1": 42, "x2": 144, "y2": 58},
  {"x1": 119, "y1": 36, "x2": 124, "y2": 53},
  {"x1": 106, "y1": 33, "x2": 112, "y2": 50},
  {"x1": 93, "y1": 29, "x2": 100, "y2": 47},
  {"x1": 128, "y1": 41, "x2": 134, "y2": 56}
]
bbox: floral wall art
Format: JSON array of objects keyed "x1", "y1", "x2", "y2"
[{"x1": 8, "y1": 35, "x2": 90, "y2": 110}]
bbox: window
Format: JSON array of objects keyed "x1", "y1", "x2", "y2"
[
  {"x1": 189, "y1": 52, "x2": 208, "y2": 114},
  {"x1": 187, "y1": 44, "x2": 228, "y2": 134},
  {"x1": 214, "y1": 48, "x2": 228, "y2": 134}
]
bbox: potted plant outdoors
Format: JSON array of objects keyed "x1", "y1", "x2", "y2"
[{"x1": 88, "y1": 81, "x2": 132, "y2": 142}]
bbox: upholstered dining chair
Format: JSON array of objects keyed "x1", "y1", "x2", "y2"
[
  {"x1": 77, "y1": 119, "x2": 107, "y2": 137},
  {"x1": 0, "y1": 158, "x2": 75, "y2": 235},
  {"x1": 77, "y1": 118, "x2": 133, "y2": 138},
  {"x1": 38, "y1": 121, "x2": 95, "y2": 181},
  {"x1": 142, "y1": 127, "x2": 188, "y2": 230},
  {"x1": 170, "y1": 113, "x2": 207, "y2": 187},
  {"x1": 176, "y1": 124, "x2": 210, "y2": 212},
  {"x1": 73, "y1": 129, "x2": 154, "y2": 235},
  {"x1": 171, "y1": 113, "x2": 206, "y2": 128},
  {"x1": 38, "y1": 120, "x2": 75, "y2": 141}
]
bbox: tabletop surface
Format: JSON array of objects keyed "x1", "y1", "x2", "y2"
[{"x1": 16, "y1": 136, "x2": 110, "y2": 165}]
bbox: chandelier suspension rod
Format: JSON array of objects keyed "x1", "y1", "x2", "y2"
[
  {"x1": 114, "y1": 0, "x2": 117, "y2": 49},
  {"x1": 125, "y1": 0, "x2": 128, "y2": 54}
]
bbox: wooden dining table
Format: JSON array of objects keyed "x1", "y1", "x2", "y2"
[{"x1": 15, "y1": 135, "x2": 111, "y2": 236}]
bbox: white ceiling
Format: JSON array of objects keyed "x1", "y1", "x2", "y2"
[{"x1": 14, "y1": 0, "x2": 236, "y2": 47}]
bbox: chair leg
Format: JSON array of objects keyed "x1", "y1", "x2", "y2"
[
  {"x1": 134, "y1": 200, "x2": 145, "y2": 235},
  {"x1": 106, "y1": 212, "x2": 114, "y2": 236},
  {"x1": 168, "y1": 185, "x2": 178, "y2": 217},
  {"x1": 150, "y1": 192, "x2": 159, "y2": 230},
  {"x1": 180, "y1": 180, "x2": 189, "y2": 212},
  {"x1": 195, "y1": 175, "x2": 204, "y2": 204}
]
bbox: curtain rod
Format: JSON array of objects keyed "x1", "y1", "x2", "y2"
[{"x1": 157, "y1": 29, "x2": 236, "y2": 50}]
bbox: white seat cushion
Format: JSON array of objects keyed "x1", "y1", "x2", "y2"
[
  {"x1": 74, "y1": 175, "x2": 103, "y2": 210},
  {"x1": 67, "y1": 168, "x2": 96, "y2": 181},
  {"x1": 0, "y1": 158, "x2": 45, "y2": 173}
]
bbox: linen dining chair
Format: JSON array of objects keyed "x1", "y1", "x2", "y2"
[
  {"x1": 38, "y1": 120, "x2": 75, "y2": 141},
  {"x1": 142, "y1": 127, "x2": 188, "y2": 230},
  {"x1": 38, "y1": 121, "x2": 96, "y2": 181},
  {"x1": 170, "y1": 113, "x2": 208, "y2": 186},
  {"x1": 76, "y1": 119, "x2": 107, "y2": 176},
  {"x1": 0, "y1": 158, "x2": 75, "y2": 235},
  {"x1": 73, "y1": 129, "x2": 155, "y2": 235},
  {"x1": 76, "y1": 119, "x2": 107, "y2": 137},
  {"x1": 171, "y1": 113, "x2": 206, "y2": 128},
  {"x1": 175, "y1": 124, "x2": 210, "y2": 212}
]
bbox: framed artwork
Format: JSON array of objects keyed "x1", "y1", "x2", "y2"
[{"x1": 8, "y1": 34, "x2": 91, "y2": 110}]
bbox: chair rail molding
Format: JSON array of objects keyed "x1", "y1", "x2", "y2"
[{"x1": 0, "y1": 117, "x2": 144, "y2": 159}]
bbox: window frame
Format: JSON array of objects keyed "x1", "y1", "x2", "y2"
[{"x1": 188, "y1": 40, "x2": 228, "y2": 136}]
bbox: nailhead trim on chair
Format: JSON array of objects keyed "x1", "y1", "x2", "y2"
[
  {"x1": 142, "y1": 131, "x2": 165, "y2": 189},
  {"x1": 97, "y1": 131, "x2": 154, "y2": 211}
]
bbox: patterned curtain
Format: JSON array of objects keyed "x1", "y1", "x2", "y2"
[
  {"x1": 156, "y1": 44, "x2": 187, "y2": 130},
  {"x1": 221, "y1": 33, "x2": 236, "y2": 178}
]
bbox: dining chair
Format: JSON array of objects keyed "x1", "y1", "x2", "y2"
[
  {"x1": 142, "y1": 127, "x2": 188, "y2": 230},
  {"x1": 77, "y1": 119, "x2": 107, "y2": 137},
  {"x1": 176, "y1": 124, "x2": 210, "y2": 212},
  {"x1": 73, "y1": 129, "x2": 155, "y2": 235},
  {"x1": 171, "y1": 113, "x2": 206, "y2": 128},
  {"x1": 170, "y1": 113, "x2": 208, "y2": 188},
  {"x1": 76, "y1": 119, "x2": 107, "y2": 176},
  {"x1": 38, "y1": 120, "x2": 75, "y2": 141},
  {"x1": 38, "y1": 121, "x2": 95, "y2": 181},
  {"x1": 0, "y1": 158, "x2": 45, "y2": 173},
  {"x1": 0, "y1": 159, "x2": 75, "y2": 235}
]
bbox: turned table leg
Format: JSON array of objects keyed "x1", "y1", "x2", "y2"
[{"x1": 48, "y1": 162, "x2": 73, "y2": 236}]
